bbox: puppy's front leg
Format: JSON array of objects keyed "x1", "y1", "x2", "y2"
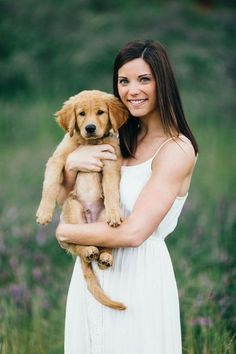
[
  {"x1": 36, "y1": 134, "x2": 78, "y2": 225},
  {"x1": 102, "y1": 159, "x2": 123, "y2": 227},
  {"x1": 36, "y1": 156, "x2": 66, "y2": 225}
]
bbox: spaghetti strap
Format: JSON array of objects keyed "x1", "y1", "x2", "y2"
[{"x1": 151, "y1": 137, "x2": 174, "y2": 160}]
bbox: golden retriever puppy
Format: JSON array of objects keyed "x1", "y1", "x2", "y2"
[{"x1": 36, "y1": 90, "x2": 128, "y2": 310}]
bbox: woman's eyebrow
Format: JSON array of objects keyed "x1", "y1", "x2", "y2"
[
  {"x1": 118, "y1": 73, "x2": 152, "y2": 78},
  {"x1": 138, "y1": 73, "x2": 152, "y2": 77}
]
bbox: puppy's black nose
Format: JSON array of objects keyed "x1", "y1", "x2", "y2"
[{"x1": 85, "y1": 124, "x2": 96, "y2": 134}]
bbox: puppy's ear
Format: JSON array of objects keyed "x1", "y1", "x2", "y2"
[
  {"x1": 55, "y1": 99, "x2": 76, "y2": 137},
  {"x1": 107, "y1": 96, "x2": 129, "y2": 132}
]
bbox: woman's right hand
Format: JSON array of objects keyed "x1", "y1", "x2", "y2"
[
  {"x1": 65, "y1": 144, "x2": 117, "y2": 173},
  {"x1": 57, "y1": 144, "x2": 117, "y2": 206}
]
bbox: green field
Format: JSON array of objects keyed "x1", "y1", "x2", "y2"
[{"x1": 0, "y1": 1, "x2": 235, "y2": 353}]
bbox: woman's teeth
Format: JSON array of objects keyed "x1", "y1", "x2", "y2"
[{"x1": 129, "y1": 99, "x2": 146, "y2": 106}]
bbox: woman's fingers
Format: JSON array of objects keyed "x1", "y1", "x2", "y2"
[
  {"x1": 65, "y1": 144, "x2": 117, "y2": 174},
  {"x1": 93, "y1": 158, "x2": 104, "y2": 168},
  {"x1": 95, "y1": 144, "x2": 117, "y2": 160},
  {"x1": 97, "y1": 144, "x2": 115, "y2": 154},
  {"x1": 96, "y1": 151, "x2": 117, "y2": 160}
]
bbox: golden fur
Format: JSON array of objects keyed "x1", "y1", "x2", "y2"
[{"x1": 36, "y1": 90, "x2": 128, "y2": 310}]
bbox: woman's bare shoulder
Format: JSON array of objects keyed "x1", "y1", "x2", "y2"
[
  {"x1": 152, "y1": 135, "x2": 197, "y2": 174},
  {"x1": 173, "y1": 135, "x2": 196, "y2": 160}
]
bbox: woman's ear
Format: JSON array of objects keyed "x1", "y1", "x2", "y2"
[
  {"x1": 55, "y1": 98, "x2": 76, "y2": 137},
  {"x1": 107, "y1": 96, "x2": 129, "y2": 132}
]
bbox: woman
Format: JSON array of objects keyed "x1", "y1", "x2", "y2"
[{"x1": 57, "y1": 40, "x2": 198, "y2": 354}]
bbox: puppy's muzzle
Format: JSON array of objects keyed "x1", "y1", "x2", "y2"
[{"x1": 85, "y1": 124, "x2": 96, "y2": 135}]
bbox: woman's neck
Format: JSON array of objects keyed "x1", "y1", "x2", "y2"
[{"x1": 138, "y1": 112, "x2": 166, "y2": 142}]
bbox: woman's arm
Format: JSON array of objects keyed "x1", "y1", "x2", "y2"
[
  {"x1": 56, "y1": 139, "x2": 196, "y2": 248},
  {"x1": 57, "y1": 144, "x2": 117, "y2": 206}
]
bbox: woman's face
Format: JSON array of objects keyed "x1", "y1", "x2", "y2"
[{"x1": 117, "y1": 58, "x2": 158, "y2": 119}]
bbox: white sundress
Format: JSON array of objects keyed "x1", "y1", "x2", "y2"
[{"x1": 64, "y1": 138, "x2": 187, "y2": 354}]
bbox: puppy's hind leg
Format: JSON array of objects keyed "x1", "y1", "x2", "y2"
[
  {"x1": 97, "y1": 209, "x2": 113, "y2": 270},
  {"x1": 60, "y1": 195, "x2": 99, "y2": 262}
]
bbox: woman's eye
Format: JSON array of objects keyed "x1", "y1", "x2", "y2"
[
  {"x1": 97, "y1": 110, "x2": 104, "y2": 115},
  {"x1": 140, "y1": 77, "x2": 150, "y2": 83},
  {"x1": 119, "y1": 79, "x2": 129, "y2": 85},
  {"x1": 79, "y1": 111, "x2": 85, "y2": 116}
]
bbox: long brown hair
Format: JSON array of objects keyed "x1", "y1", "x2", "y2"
[{"x1": 113, "y1": 40, "x2": 199, "y2": 157}]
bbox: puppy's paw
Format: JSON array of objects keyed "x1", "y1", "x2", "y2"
[
  {"x1": 36, "y1": 207, "x2": 54, "y2": 225},
  {"x1": 106, "y1": 209, "x2": 123, "y2": 228},
  {"x1": 98, "y1": 252, "x2": 113, "y2": 270},
  {"x1": 82, "y1": 246, "x2": 100, "y2": 263}
]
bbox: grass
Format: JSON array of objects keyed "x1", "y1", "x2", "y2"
[{"x1": 0, "y1": 1, "x2": 236, "y2": 353}]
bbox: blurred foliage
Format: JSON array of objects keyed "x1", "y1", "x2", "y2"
[{"x1": 0, "y1": 0, "x2": 235, "y2": 97}]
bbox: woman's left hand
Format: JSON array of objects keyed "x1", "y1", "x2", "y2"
[{"x1": 56, "y1": 214, "x2": 66, "y2": 243}]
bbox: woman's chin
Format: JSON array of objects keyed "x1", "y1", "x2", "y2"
[{"x1": 129, "y1": 107, "x2": 147, "y2": 117}]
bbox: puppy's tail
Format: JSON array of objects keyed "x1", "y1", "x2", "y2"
[{"x1": 80, "y1": 259, "x2": 126, "y2": 311}]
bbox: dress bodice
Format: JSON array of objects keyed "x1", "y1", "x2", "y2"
[{"x1": 120, "y1": 153, "x2": 188, "y2": 241}]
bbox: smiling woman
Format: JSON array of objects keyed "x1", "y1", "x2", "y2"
[{"x1": 58, "y1": 40, "x2": 198, "y2": 354}]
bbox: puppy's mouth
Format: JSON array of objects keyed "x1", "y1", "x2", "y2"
[
  {"x1": 85, "y1": 132, "x2": 99, "y2": 139},
  {"x1": 81, "y1": 130, "x2": 106, "y2": 140}
]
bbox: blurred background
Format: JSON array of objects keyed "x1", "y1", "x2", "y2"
[{"x1": 0, "y1": 0, "x2": 235, "y2": 353}]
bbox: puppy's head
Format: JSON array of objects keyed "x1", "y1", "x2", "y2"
[{"x1": 55, "y1": 90, "x2": 128, "y2": 139}]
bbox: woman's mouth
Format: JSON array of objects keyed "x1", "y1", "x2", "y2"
[{"x1": 128, "y1": 99, "x2": 147, "y2": 107}]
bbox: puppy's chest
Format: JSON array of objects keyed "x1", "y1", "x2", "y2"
[
  {"x1": 74, "y1": 172, "x2": 104, "y2": 223},
  {"x1": 74, "y1": 172, "x2": 103, "y2": 200}
]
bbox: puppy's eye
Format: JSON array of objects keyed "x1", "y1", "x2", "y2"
[
  {"x1": 97, "y1": 110, "x2": 104, "y2": 115},
  {"x1": 79, "y1": 111, "x2": 85, "y2": 116}
]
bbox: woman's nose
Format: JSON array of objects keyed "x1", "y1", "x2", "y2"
[{"x1": 127, "y1": 81, "x2": 140, "y2": 95}]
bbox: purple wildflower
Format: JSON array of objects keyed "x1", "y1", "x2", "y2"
[
  {"x1": 10, "y1": 284, "x2": 30, "y2": 305},
  {"x1": 32, "y1": 267, "x2": 43, "y2": 281},
  {"x1": 190, "y1": 316, "x2": 213, "y2": 327}
]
